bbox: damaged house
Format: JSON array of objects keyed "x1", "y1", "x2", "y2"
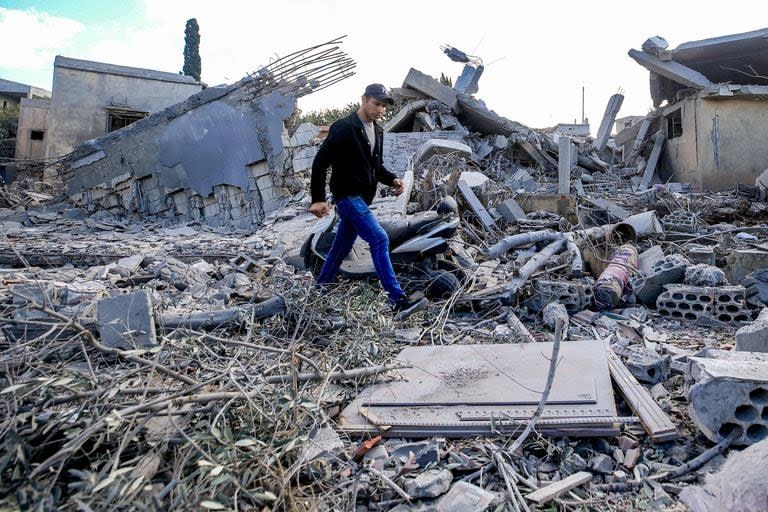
[
  {"x1": 57, "y1": 41, "x2": 355, "y2": 228},
  {"x1": 629, "y1": 27, "x2": 768, "y2": 191}
]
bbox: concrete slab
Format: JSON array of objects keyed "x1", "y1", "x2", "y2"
[
  {"x1": 403, "y1": 68, "x2": 458, "y2": 111},
  {"x1": 413, "y1": 139, "x2": 472, "y2": 166},
  {"x1": 97, "y1": 289, "x2": 157, "y2": 349}
]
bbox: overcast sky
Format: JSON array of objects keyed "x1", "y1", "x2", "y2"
[{"x1": 1, "y1": 0, "x2": 765, "y2": 132}]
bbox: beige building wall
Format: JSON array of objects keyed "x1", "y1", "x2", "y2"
[
  {"x1": 15, "y1": 98, "x2": 50, "y2": 160},
  {"x1": 47, "y1": 66, "x2": 202, "y2": 158},
  {"x1": 662, "y1": 95, "x2": 768, "y2": 191}
]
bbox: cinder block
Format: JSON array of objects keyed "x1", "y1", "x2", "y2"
[
  {"x1": 632, "y1": 254, "x2": 688, "y2": 305},
  {"x1": 530, "y1": 278, "x2": 594, "y2": 314},
  {"x1": 663, "y1": 210, "x2": 699, "y2": 233},
  {"x1": 657, "y1": 284, "x2": 750, "y2": 324},
  {"x1": 98, "y1": 290, "x2": 156, "y2": 349},
  {"x1": 688, "y1": 355, "x2": 768, "y2": 445}
]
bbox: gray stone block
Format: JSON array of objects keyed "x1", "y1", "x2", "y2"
[
  {"x1": 736, "y1": 308, "x2": 768, "y2": 353},
  {"x1": 98, "y1": 290, "x2": 156, "y2": 349}
]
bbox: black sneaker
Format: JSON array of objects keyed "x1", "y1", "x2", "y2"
[{"x1": 393, "y1": 296, "x2": 428, "y2": 321}]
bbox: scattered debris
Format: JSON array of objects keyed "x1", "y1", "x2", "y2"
[{"x1": 3, "y1": 27, "x2": 768, "y2": 511}]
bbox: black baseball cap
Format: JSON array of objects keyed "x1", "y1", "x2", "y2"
[{"x1": 363, "y1": 83, "x2": 394, "y2": 105}]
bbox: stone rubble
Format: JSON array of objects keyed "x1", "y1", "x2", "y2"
[{"x1": 2, "y1": 32, "x2": 768, "y2": 512}]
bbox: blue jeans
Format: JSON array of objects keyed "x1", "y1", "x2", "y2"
[{"x1": 317, "y1": 196, "x2": 405, "y2": 303}]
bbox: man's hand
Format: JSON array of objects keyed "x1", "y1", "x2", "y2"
[
  {"x1": 309, "y1": 201, "x2": 330, "y2": 218},
  {"x1": 392, "y1": 178, "x2": 405, "y2": 196}
]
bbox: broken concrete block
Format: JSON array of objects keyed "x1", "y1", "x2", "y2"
[
  {"x1": 686, "y1": 244, "x2": 716, "y2": 266},
  {"x1": 637, "y1": 245, "x2": 664, "y2": 276},
  {"x1": 494, "y1": 135, "x2": 508, "y2": 149},
  {"x1": 663, "y1": 209, "x2": 699, "y2": 233},
  {"x1": 736, "y1": 308, "x2": 768, "y2": 353},
  {"x1": 97, "y1": 289, "x2": 156, "y2": 349},
  {"x1": 632, "y1": 254, "x2": 689, "y2": 306},
  {"x1": 458, "y1": 171, "x2": 489, "y2": 191},
  {"x1": 624, "y1": 346, "x2": 671, "y2": 384},
  {"x1": 685, "y1": 264, "x2": 727, "y2": 287},
  {"x1": 530, "y1": 279, "x2": 594, "y2": 314},
  {"x1": 437, "y1": 481, "x2": 497, "y2": 512},
  {"x1": 679, "y1": 437, "x2": 768, "y2": 512},
  {"x1": 403, "y1": 68, "x2": 458, "y2": 111},
  {"x1": 542, "y1": 302, "x2": 569, "y2": 333},
  {"x1": 300, "y1": 426, "x2": 344, "y2": 463},
  {"x1": 403, "y1": 468, "x2": 453, "y2": 499},
  {"x1": 687, "y1": 356, "x2": 768, "y2": 445},
  {"x1": 657, "y1": 284, "x2": 750, "y2": 324},
  {"x1": 496, "y1": 198, "x2": 527, "y2": 223}
]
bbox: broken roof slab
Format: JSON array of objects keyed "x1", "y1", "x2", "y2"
[{"x1": 671, "y1": 27, "x2": 768, "y2": 85}]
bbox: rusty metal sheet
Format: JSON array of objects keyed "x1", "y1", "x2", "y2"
[{"x1": 362, "y1": 341, "x2": 602, "y2": 406}]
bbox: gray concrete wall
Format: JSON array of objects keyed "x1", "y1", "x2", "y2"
[
  {"x1": 61, "y1": 81, "x2": 296, "y2": 229},
  {"x1": 47, "y1": 66, "x2": 202, "y2": 158},
  {"x1": 663, "y1": 95, "x2": 768, "y2": 191},
  {"x1": 15, "y1": 98, "x2": 50, "y2": 160}
]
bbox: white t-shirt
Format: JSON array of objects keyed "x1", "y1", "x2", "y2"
[{"x1": 362, "y1": 120, "x2": 375, "y2": 155}]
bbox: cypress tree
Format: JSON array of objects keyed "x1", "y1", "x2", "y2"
[{"x1": 183, "y1": 18, "x2": 201, "y2": 81}]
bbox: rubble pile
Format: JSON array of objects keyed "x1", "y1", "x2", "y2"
[{"x1": 3, "y1": 33, "x2": 768, "y2": 511}]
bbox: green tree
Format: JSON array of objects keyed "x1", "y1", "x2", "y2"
[
  {"x1": 183, "y1": 18, "x2": 201, "y2": 81},
  {"x1": 296, "y1": 100, "x2": 397, "y2": 128},
  {"x1": 0, "y1": 105, "x2": 19, "y2": 139}
]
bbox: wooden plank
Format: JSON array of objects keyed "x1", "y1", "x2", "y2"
[
  {"x1": 525, "y1": 471, "x2": 592, "y2": 505},
  {"x1": 606, "y1": 349, "x2": 680, "y2": 442}
]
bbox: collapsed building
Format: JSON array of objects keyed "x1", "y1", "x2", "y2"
[{"x1": 56, "y1": 39, "x2": 354, "y2": 228}]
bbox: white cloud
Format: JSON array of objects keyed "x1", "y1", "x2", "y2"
[{"x1": 0, "y1": 7, "x2": 84, "y2": 70}]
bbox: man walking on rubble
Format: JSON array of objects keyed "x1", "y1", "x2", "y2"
[{"x1": 309, "y1": 83, "x2": 428, "y2": 320}]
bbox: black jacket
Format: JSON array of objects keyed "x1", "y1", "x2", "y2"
[{"x1": 311, "y1": 111, "x2": 397, "y2": 205}]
